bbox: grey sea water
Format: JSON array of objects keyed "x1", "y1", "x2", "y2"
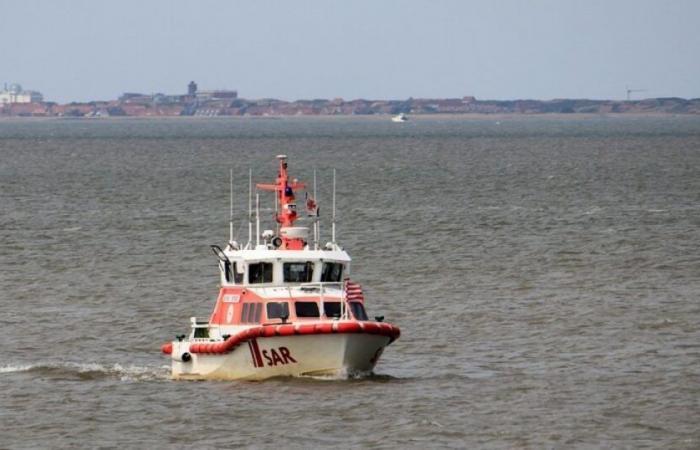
[{"x1": 1, "y1": 116, "x2": 699, "y2": 449}]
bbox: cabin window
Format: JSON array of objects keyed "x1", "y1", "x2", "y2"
[
  {"x1": 224, "y1": 262, "x2": 244, "y2": 284},
  {"x1": 194, "y1": 327, "x2": 209, "y2": 338},
  {"x1": 283, "y1": 262, "x2": 314, "y2": 283},
  {"x1": 349, "y1": 302, "x2": 368, "y2": 321},
  {"x1": 266, "y1": 302, "x2": 290, "y2": 321},
  {"x1": 241, "y1": 303, "x2": 262, "y2": 323},
  {"x1": 321, "y1": 262, "x2": 344, "y2": 282},
  {"x1": 295, "y1": 301, "x2": 320, "y2": 318},
  {"x1": 254, "y1": 303, "x2": 262, "y2": 322},
  {"x1": 233, "y1": 263, "x2": 243, "y2": 284},
  {"x1": 323, "y1": 301, "x2": 341, "y2": 318},
  {"x1": 223, "y1": 261, "x2": 233, "y2": 283},
  {"x1": 249, "y1": 262, "x2": 273, "y2": 284}
]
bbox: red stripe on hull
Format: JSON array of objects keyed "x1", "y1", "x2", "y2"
[
  {"x1": 250, "y1": 338, "x2": 264, "y2": 368},
  {"x1": 248, "y1": 341, "x2": 258, "y2": 367}
]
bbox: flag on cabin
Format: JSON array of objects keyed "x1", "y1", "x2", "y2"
[{"x1": 345, "y1": 279, "x2": 365, "y2": 303}]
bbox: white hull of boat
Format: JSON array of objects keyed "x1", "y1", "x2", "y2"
[{"x1": 170, "y1": 333, "x2": 390, "y2": 381}]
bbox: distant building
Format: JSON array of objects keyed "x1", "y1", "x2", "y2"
[
  {"x1": 153, "y1": 93, "x2": 186, "y2": 104},
  {"x1": 196, "y1": 89, "x2": 238, "y2": 101},
  {"x1": 188, "y1": 81, "x2": 197, "y2": 96},
  {"x1": 0, "y1": 83, "x2": 43, "y2": 104},
  {"x1": 118, "y1": 93, "x2": 154, "y2": 104},
  {"x1": 119, "y1": 92, "x2": 146, "y2": 101}
]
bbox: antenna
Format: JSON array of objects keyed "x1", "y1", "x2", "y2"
[
  {"x1": 255, "y1": 192, "x2": 261, "y2": 247},
  {"x1": 248, "y1": 168, "x2": 252, "y2": 247},
  {"x1": 274, "y1": 183, "x2": 279, "y2": 235},
  {"x1": 331, "y1": 168, "x2": 336, "y2": 244},
  {"x1": 229, "y1": 168, "x2": 234, "y2": 244},
  {"x1": 313, "y1": 168, "x2": 318, "y2": 250},
  {"x1": 626, "y1": 85, "x2": 647, "y2": 101}
]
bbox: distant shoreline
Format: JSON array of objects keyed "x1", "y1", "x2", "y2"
[
  {"x1": 1, "y1": 111, "x2": 697, "y2": 122},
  {"x1": 2, "y1": 95, "x2": 699, "y2": 118}
]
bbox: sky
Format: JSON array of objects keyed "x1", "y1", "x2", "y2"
[{"x1": 1, "y1": 0, "x2": 699, "y2": 103}]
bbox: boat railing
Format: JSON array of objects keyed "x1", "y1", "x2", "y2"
[
  {"x1": 298, "y1": 281, "x2": 343, "y2": 291},
  {"x1": 189, "y1": 316, "x2": 211, "y2": 339},
  {"x1": 280, "y1": 282, "x2": 350, "y2": 319}
]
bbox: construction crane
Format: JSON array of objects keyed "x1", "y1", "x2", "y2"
[{"x1": 626, "y1": 86, "x2": 647, "y2": 101}]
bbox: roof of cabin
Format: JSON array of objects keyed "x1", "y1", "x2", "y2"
[{"x1": 224, "y1": 248, "x2": 351, "y2": 262}]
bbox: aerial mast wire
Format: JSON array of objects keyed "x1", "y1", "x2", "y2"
[
  {"x1": 274, "y1": 184, "x2": 279, "y2": 235},
  {"x1": 248, "y1": 168, "x2": 252, "y2": 248},
  {"x1": 229, "y1": 168, "x2": 234, "y2": 245},
  {"x1": 313, "y1": 168, "x2": 318, "y2": 250},
  {"x1": 331, "y1": 168, "x2": 336, "y2": 244},
  {"x1": 255, "y1": 192, "x2": 260, "y2": 247}
]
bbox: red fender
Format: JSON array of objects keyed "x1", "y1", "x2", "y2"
[
  {"x1": 314, "y1": 323, "x2": 333, "y2": 334},
  {"x1": 276, "y1": 324, "x2": 296, "y2": 336},
  {"x1": 335, "y1": 321, "x2": 362, "y2": 334},
  {"x1": 296, "y1": 324, "x2": 317, "y2": 335},
  {"x1": 262, "y1": 326, "x2": 277, "y2": 338},
  {"x1": 386, "y1": 324, "x2": 401, "y2": 341},
  {"x1": 181, "y1": 321, "x2": 400, "y2": 355},
  {"x1": 251, "y1": 327, "x2": 265, "y2": 338},
  {"x1": 224, "y1": 335, "x2": 241, "y2": 352},
  {"x1": 362, "y1": 322, "x2": 381, "y2": 334}
]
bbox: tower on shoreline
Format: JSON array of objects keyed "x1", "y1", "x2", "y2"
[{"x1": 188, "y1": 81, "x2": 198, "y2": 96}]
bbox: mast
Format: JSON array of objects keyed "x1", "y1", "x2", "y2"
[
  {"x1": 255, "y1": 192, "x2": 260, "y2": 247},
  {"x1": 274, "y1": 184, "x2": 279, "y2": 235},
  {"x1": 331, "y1": 168, "x2": 336, "y2": 244},
  {"x1": 313, "y1": 168, "x2": 318, "y2": 250},
  {"x1": 247, "y1": 168, "x2": 252, "y2": 248},
  {"x1": 229, "y1": 168, "x2": 233, "y2": 244},
  {"x1": 256, "y1": 155, "x2": 306, "y2": 250}
]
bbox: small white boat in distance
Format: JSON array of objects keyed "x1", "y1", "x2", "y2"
[{"x1": 391, "y1": 113, "x2": 408, "y2": 122}]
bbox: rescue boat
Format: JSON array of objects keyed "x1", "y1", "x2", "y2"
[{"x1": 161, "y1": 155, "x2": 400, "y2": 380}]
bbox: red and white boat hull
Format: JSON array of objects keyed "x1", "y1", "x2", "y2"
[
  {"x1": 169, "y1": 333, "x2": 391, "y2": 380},
  {"x1": 160, "y1": 156, "x2": 401, "y2": 381}
]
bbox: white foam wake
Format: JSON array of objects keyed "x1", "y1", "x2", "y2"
[
  {"x1": 0, "y1": 364, "x2": 34, "y2": 374},
  {"x1": 0, "y1": 362, "x2": 171, "y2": 381}
]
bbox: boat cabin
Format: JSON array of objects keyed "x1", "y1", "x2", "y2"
[
  {"x1": 197, "y1": 248, "x2": 367, "y2": 340},
  {"x1": 191, "y1": 155, "x2": 372, "y2": 341},
  {"x1": 216, "y1": 249, "x2": 349, "y2": 286},
  {"x1": 221, "y1": 259, "x2": 344, "y2": 284}
]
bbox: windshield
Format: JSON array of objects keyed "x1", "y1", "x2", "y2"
[
  {"x1": 283, "y1": 262, "x2": 314, "y2": 283},
  {"x1": 321, "y1": 262, "x2": 343, "y2": 282}
]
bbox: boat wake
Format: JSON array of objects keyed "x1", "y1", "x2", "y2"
[
  {"x1": 303, "y1": 369, "x2": 400, "y2": 382},
  {"x1": 302, "y1": 368, "x2": 372, "y2": 381},
  {"x1": 0, "y1": 362, "x2": 170, "y2": 382}
]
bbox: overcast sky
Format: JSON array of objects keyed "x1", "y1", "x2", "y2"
[{"x1": 1, "y1": 0, "x2": 699, "y2": 103}]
